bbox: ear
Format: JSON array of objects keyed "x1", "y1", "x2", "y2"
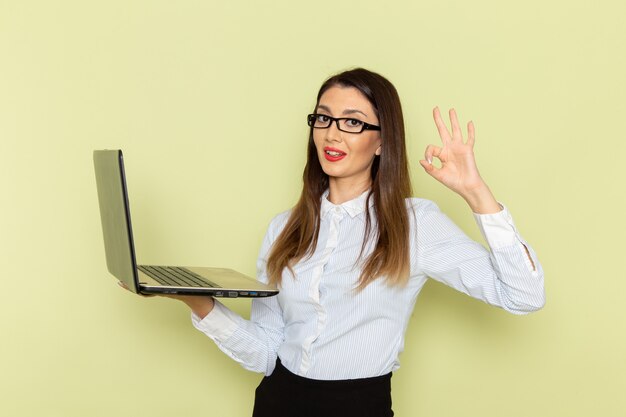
[{"x1": 375, "y1": 145, "x2": 382, "y2": 156}]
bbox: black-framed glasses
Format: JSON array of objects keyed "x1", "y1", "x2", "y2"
[{"x1": 307, "y1": 113, "x2": 381, "y2": 134}]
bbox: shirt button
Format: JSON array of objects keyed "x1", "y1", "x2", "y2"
[{"x1": 335, "y1": 207, "x2": 341, "y2": 214}]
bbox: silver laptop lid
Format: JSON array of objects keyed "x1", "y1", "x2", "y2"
[{"x1": 93, "y1": 149, "x2": 140, "y2": 293}]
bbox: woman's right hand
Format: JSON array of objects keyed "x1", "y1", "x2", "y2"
[{"x1": 117, "y1": 281, "x2": 215, "y2": 319}]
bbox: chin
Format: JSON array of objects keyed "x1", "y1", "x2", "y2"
[
  {"x1": 320, "y1": 166, "x2": 342, "y2": 178},
  {"x1": 316, "y1": 160, "x2": 339, "y2": 177}
]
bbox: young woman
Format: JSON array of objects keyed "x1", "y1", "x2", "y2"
[{"x1": 132, "y1": 68, "x2": 544, "y2": 417}]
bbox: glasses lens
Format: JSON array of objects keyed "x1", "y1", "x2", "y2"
[
  {"x1": 307, "y1": 114, "x2": 371, "y2": 133},
  {"x1": 338, "y1": 118, "x2": 365, "y2": 133},
  {"x1": 309, "y1": 114, "x2": 331, "y2": 128}
]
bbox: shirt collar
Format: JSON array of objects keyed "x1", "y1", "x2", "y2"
[{"x1": 320, "y1": 189, "x2": 374, "y2": 219}]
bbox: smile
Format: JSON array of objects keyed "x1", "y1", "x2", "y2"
[{"x1": 323, "y1": 147, "x2": 347, "y2": 162}]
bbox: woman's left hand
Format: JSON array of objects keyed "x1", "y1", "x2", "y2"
[{"x1": 420, "y1": 107, "x2": 500, "y2": 214}]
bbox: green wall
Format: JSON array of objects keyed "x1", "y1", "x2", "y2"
[{"x1": 1, "y1": 1, "x2": 624, "y2": 416}]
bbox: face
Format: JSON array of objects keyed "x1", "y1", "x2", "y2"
[{"x1": 313, "y1": 86, "x2": 382, "y2": 187}]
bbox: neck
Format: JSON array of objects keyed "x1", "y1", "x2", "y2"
[{"x1": 327, "y1": 176, "x2": 371, "y2": 205}]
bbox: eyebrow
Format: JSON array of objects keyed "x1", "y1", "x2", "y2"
[{"x1": 316, "y1": 104, "x2": 369, "y2": 118}]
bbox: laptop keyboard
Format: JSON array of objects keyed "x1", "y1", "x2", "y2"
[{"x1": 138, "y1": 265, "x2": 218, "y2": 288}]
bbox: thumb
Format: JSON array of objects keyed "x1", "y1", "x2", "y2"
[
  {"x1": 420, "y1": 159, "x2": 437, "y2": 175},
  {"x1": 419, "y1": 159, "x2": 445, "y2": 182}
]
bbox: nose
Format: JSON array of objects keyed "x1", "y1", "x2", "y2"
[{"x1": 324, "y1": 120, "x2": 343, "y2": 143}]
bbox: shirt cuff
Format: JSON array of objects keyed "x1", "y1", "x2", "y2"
[
  {"x1": 191, "y1": 299, "x2": 239, "y2": 341},
  {"x1": 472, "y1": 203, "x2": 518, "y2": 249}
]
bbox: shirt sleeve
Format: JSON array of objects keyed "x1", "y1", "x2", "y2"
[
  {"x1": 414, "y1": 200, "x2": 545, "y2": 314},
  {"x1": 190, "y1": 216, "x2": 286, "y2": 375}
]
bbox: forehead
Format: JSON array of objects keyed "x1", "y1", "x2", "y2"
[{"x1": 317, "y1": 86, "x2": 376, "y2": 117}]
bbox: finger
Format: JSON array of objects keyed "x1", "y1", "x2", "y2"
[
  {"x1": 419, "y1": 159, "x2": 444, "y2": 181},
  {"x1": 419, "y1": 159, "x2": 434, "y2": 173},
  {"x1": 449, "y1": 108, "x2": 463, "y2": 141},
  {"x1": 424, "y1": 144, "x2": 442, "y2": 165},
  {"x1": 467, "y1": 120, "x2": 475, "y2": 147},
  {"x1": 432, "y1": 106, "x2": 452, "y2": 144}
]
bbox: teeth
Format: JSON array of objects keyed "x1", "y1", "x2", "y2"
[{"x1": 326, "y1": 150, "x2": 343, "y2": 157}]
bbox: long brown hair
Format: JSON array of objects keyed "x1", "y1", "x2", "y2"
[{"x1": 267, "y1": 68, "x2": 412, "y2": 290}]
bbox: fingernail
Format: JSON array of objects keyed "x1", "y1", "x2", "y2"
[{"x1": 427, "y1": 157, "x2": 432, "y2": 164}]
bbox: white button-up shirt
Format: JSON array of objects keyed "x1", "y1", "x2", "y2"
[{"x1": 192, "y1": 191, "x2": 545, "y2": 380}]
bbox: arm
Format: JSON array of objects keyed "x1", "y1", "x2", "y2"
[
  {"x1": 414, "y1": 199, "x2": 544, "y2": 314},
  {"x1": 191, "y1": 220, "x2": 286, "y2": 374},
  {"x1": 164, "y1": 294, "x2": 215, "y2": 319},
  {"x1": 120, "y1": 222, "x2": 285, "y2": 374},
  {"x1": 417, "y1": 107, "x2": 544, "y2": 313}
]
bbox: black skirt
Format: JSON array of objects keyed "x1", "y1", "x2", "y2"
[{"x1": 252, "y1": 358, "x2": 394, "y2": 417}]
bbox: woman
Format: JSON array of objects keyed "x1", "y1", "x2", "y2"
[{"x1": 133, "y1": 68, "x2": 545, "y2": 417}]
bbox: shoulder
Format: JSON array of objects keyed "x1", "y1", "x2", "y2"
[
  {"x1": 404, "y1": 198, "x2": 449, "y2": 232},
  {"x1": 265, "y1": 208, "x2": 293, "y2": 241},
  {"x1": 404, "y1": 197, "x2": 465, "y2": 240},
  {"x1": 257, "y1": 209, "x2": 292, "y2": 256},
  {"x1": 405, "y1": 197, "x2": 441, "y2": 216}
]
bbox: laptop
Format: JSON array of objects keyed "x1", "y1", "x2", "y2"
[{"x1": 93, "y1": 149, "x2": 279, "y2": 298}]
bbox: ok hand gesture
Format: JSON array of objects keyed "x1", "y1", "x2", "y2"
[{"x1": 419, "y1": 107, "x2": 500, "y2": 214}]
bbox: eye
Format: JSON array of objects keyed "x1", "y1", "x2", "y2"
[
  {"x1": 317, "y1": 114, "x2": 331, "y2": 123},
  {"x1": 346, "y1": 118, "x2": 364, "y2": 127}
]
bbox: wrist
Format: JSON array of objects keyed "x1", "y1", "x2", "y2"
[
  {"x1": 461, "y1": 183, "x2": 501, "y2": 214},
  {"x1": 182, "y1": 296, "x2": 215, "y2": 319}
]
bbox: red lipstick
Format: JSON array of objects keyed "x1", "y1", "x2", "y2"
[{"x1": 323, "y1": 146, "x2": 347, "y2": 162}]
